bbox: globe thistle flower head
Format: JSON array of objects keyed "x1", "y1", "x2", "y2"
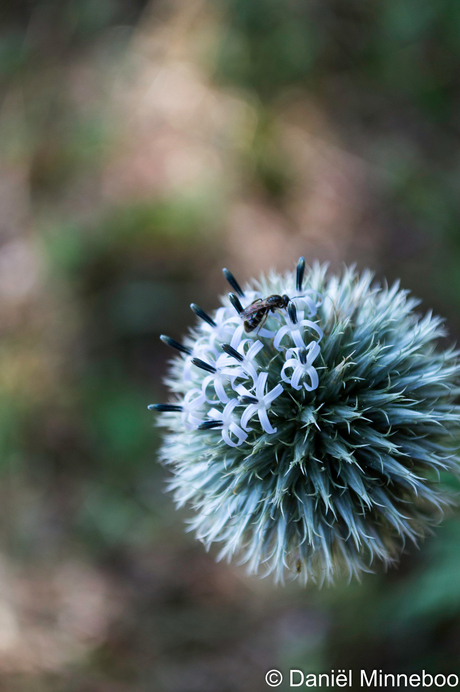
[{"x1": 151, "y1": 261, "x2": 460, "y2": 585}]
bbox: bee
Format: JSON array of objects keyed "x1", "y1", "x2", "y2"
[{"x1": 241, "y1": 294, "x2": 290, "y2": 332}]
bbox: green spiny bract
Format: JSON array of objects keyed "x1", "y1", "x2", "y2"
[{"x1": 151, "y1": 262, "x2": 460, "y2": 584}]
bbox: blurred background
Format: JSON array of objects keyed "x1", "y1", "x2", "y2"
[{"x1": 0, "y1": 0, "x2": 460, "y2": 689}]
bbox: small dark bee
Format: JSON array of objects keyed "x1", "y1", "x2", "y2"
[{"x1": 241, "y1": 294, "x2": 290, "y2": 332}]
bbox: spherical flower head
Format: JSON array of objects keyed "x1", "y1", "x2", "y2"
[{"x1": 151, "y1": 261, "x2": 460, "y2": 585}]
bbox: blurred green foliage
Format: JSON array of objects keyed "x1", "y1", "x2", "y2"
[
  {"x1": 215, "y1": 0, "x2": 459, "y2": 111},
  {"x1": 213, "y1": 0, "x2": 460, "y2": 335}
]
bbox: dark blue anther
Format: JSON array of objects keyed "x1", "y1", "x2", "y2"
[
  {"x1": 191, "y1": 358, "x2": 217, "y2": 374},
  {"x1": 299, "y1": 348, "x2": 308, "y2": 365},
  {"x1": 239, "y1": 395, "x2": 258, "y2": 404},
  {"x1": 198, "y1": 420, "x2": 223, "y2": 430},
  {"x1": 160, "y1": 335, "x2": 192, "y2": 355},
  {"x1": 221, "y1": 343, "x2": 244, "y2": 362},
  {"x1": 223, "y1": 268, "x2": 244, "y2": 297},
  {"x1": 229, "y1": 292, "x2": 243, "y2": 314},
  {"x1": 190, "y1": 303, "x2": 216, "y2": 327},
  {"x1": 148, "y1": 404, "x2": 183, "y2": 412},
  {"x1": 288, "y1": 301, "x2": 298, "y2": 324},
  {"x1": 296, "y1": 257, "x2": 305, "y2": 292}
]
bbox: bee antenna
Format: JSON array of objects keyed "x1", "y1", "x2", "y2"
[
  {"x1": 223, "y1": 268, "x2": 244, "y2": 297},
  {"x1": 296, "y1": 257, "x2": 305, "y2": 292}
]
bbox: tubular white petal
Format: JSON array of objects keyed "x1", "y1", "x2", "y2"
[
  {"x1": 214, "y1": 377, "x2": 230, "y2": 403},
  {"x1": 229, "y1": 421, "x2": 247, "y2": 444},
  {"x1": 273, "y1": 325, "x2": 290, "y2": 350},
  {"x1": 241, "y1": 403, "x2": 259, "y2": 431},
  {"x1": 234, "y1": 382, "x2": 254, "y2": 397},
  {"x1": 281, "y1": 358, "x2": 297, "y2": 384},
  {"x1": 302, "y1": 320, "x2": 323, "y2": 341},
  {"x1": 254, "y1": 326, "x2": 276, "y2": 338},
  {"x1": 183, "y1": 413, "x2": 204, "y2": 429},
  {"x1": 230, "y1": 324, "x2": 245, "y2": 349},
  {"x1": 207, "y1": 407, "x2": 222, "y2": 421},
  {"x1": 264, "y1": 383, "x2": 283, "y2": 405},
  {"x1": 291, "y1": 328, "x2": 306, "y2": 349},
  {"x1": 258, "y1": 407, "x2": 277, "y2": 434},
  {"x1": 291, "y1": 289, "x2": 322, "y2": 316},
  {"x1": 181, "y1": 388, "x2": 207, "y2": 425},
  {"x1": 303, "y1": 367, "x2": 319, "y2": 391},
  {"x1": 206, "y1": 400, "x2": 246, "y2": 446},
  {"x1": 255, "y1": 372, "x2": 268, "y2": 400},
  {"x1": 296, "y1": 295, "x2": 317, "y2": 315},
  {"x1": 183, "y1": 388, "x2": 206, "y2": 408},
  {"x1": 290, "y1": 365, "x2": 303, "y2": 390},
  {"x1": 222, "y1": 429, "x2": 238, "y2": 447},
  {"x1": 305, "y1": 341, "x2": 321, "y2": 364},
  {"x1": 183, "y1": 342, "x2": 218, "y2": 381},
  {"x1": 246, "y1": 340, "x2": 264, "y2": 359},
  {"x1": 222, "y1": 398, "x2": 240, "y2": 420},
  {"x1": 241, "y1": 362, "x2": 258, "y2": 386},
  {"x1": 201, "y1": 307, "x2": 240, "y2": 346}
]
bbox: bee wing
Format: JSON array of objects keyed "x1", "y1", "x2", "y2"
[{"x1": 240, "y1": 299, "x2": 263, "y2": 319}]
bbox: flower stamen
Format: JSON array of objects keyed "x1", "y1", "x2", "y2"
[
  {"x1": 160, "y1": 335, "x2": 192, "y2": 355},
  {"x1": 296, "y1": 256, "x2": 305, "y2": 292},
  {"x1": 238, "y1": 372, "x2": 283, "y2": 434},
  {"x1": 229, "y1": 292, "x2": 244, "y2": 314},
  {"x1": 223, "y1": 268, "x2": 244, "y2": 297},
  {"x1": 190, "y1": 303, "x2": 216, "y2": 327},
  {"x1": 148, "y1": 403, "x2": 182, "y2": 412}
]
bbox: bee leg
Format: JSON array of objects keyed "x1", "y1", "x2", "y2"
[{"x1": 253, "y1": 312, "x2": 269, "y2": 334}]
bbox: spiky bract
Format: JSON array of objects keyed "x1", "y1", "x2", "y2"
[{"x1": 154, "y1": 263, "x2": 460, "y2": 584}]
